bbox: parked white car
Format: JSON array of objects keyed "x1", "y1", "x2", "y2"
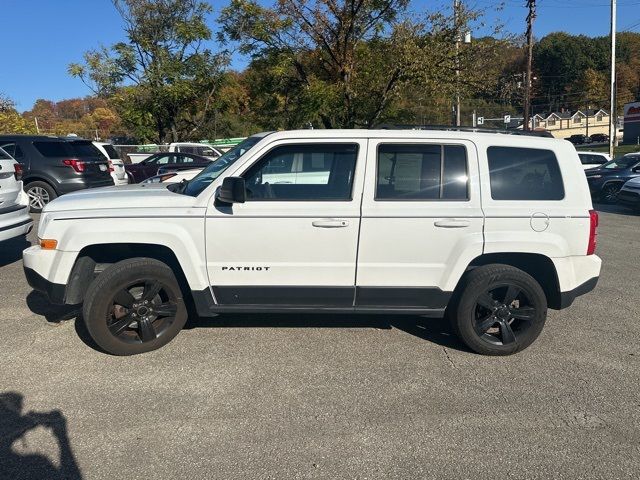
[
  {"x1": 0, "y1": 148, "x2": 33, "y2": 242},
  {"x1": 24, "y1": 129, "x2": 601, "y2": 357},
  {"x1": 93, "y1": 142, "x2": 129, "y2": 186},
  {"x1": 577, "y1": 151, "x2": 610, "y2": 170}
]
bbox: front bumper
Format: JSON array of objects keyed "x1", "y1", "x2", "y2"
[
  {"x1": 24, "y1": 266, "x2": 67, "y2": 304},
  {"x1": 0, "y1": 204, "x2": 33, "y2": 242}
]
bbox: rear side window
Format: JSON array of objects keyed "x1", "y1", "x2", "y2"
[
  {"x1": 0, "y1": 142, "x2": 23, "y2": 159},
  {"x1": 0, "y1": 147, "x2": 11, "y2": 159},
  {"x1": 376, "y1": 144, "x2": 469, "y2": 200},
  {"x1": 33, "y1": 141, "x2": 69, "y2": 157},
  {"x1": 488, "y1": 147, "x2": 564, "y2": 201}
]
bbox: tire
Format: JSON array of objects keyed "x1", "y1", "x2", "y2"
[
  {"x1": 25, "y1": 181, "x2": 57, "y2": 213},
  {"x1": 82, "y1": 258, "x2": 188, "y2": 355},
  {"x1": 449, "y1": 264, "x2": 547, "y2": 356},
  {"x1": 600, "y1": 183, "x2": 621, "y2": 204}
]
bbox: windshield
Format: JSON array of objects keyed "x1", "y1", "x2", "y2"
[
  {"x1": 181, "y1": 136, "x2": 264, "y2": 196},
  {"x1": 602, "y1": 156, "x2": 640, "y2": 169}
]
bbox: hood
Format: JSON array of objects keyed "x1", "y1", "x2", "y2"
[{"x1": 43, "y1": 184, "x2": 198, "y2": 212}]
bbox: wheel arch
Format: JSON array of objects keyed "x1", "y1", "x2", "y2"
[
  {"x1": 23, "y1": 175, "x2": 60, "y2": 194},
  {"x1": 464, "y1": 252, "x2": 562, "y2": 310},
  {"x1": 66, "y1": 243, "x2": 194, "y2": 306}
]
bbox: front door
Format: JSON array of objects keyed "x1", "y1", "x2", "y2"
[{"x1": 205, "y1": 140, "x2": 366, "y2": 307}]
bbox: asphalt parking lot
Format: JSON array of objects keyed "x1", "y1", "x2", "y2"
[{"x1": 1, "y1": 208, "x2": 639, "y2": 480}]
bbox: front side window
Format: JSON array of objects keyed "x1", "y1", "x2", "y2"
[
  {"x1": 243, "y1": 144, "x2": 358, "y2": 201},
  {"x1": 488, "y1": 147, "x2": 564, "y2": 201},
  {"x1": 376, "y1": 144, "x2": 469, "y2": 200}
]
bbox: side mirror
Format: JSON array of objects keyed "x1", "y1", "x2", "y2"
[{"x1": 216, "y1": 176, "x2": 246, "y2": 204}]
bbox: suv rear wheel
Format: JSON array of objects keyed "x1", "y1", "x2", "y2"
[
  {"x1": 82, "y1": 258, "x2": 188, "y2": 355},
  {"x1": 449, "y1": 264, "x2": 547, "y2": 355},
  {"x1": 25, "y1": 181, "x2": 57, "y2": 213}
]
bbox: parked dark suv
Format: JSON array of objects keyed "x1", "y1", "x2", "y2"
[
  {"x1": 568, "y1": 134, "x2": 591, "y2": 145},
  {"x1": 585, "y1": 154, "x2": 640, "y2": 203},
  {"x1": 0, "y1": 135, "x2": 114, "y2": 212}
]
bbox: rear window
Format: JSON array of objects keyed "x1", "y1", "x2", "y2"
[
  {"x1": 487, "y1": 147, "x2": 564, "y2": 201},
  {"x1": 102, "y1": 144, "x2": 120, "y2": 159},
  {"x1": 69, "y1": 141, "x2": 103, "y2": 158},
  {"x1": 33, "y1": 141, "x2": 70, "y2": 157}
]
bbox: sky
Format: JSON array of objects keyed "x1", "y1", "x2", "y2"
[{"x1": 1, "y1": 0, "x2": 639, "y2": 111}]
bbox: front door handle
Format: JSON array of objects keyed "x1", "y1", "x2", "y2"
[
  {"x1": 312, "y1": 219, "x2": 349, "y2": 228},
  {"x1": 434, "y1": 219, "x2": 471, "y2": 228}
]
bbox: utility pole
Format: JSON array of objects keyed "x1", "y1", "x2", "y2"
[
  {"x1": 34, "y1": 117, "x2": 40, "y2": 134},
  {"x1": 609, "y1": 0, "x2": 617, "y2": 158},
  {"x1": 523, "y1": 0, "x2": 536, "y2": 131},
  {"x1": 454, "y1": 0, "x2": 461, "y2": 127}
]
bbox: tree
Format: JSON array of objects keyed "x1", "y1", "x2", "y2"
[
  {"x1": 69, "y1": 0, "x2": 226, "y2": 142},
  {"x1": 0, "y1": 95, "x2": 37, "y2": 135},
  {"x1": 220, "y1": 0, "x2": 412, "y2": 128}
]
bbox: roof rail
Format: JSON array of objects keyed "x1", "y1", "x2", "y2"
[{"x1": 373, "y1": 124, "x2": 555, "y2": 138}]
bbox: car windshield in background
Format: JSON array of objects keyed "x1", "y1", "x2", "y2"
[
  {"x1": 181, "y1": 136, "x2": 264, "y2": 197},
  {"x1": 103, "y1": 144, "x2": 120, "y2": 159},
  {"x1": 0, "y1": 147, "x2": 12, "y2": 160},
  {"x1": 603, "y1": 157, "x2": 640, "y2": 169},
  {"x1": 69, "y1": 141, "x2": 103, "y2": 158}
]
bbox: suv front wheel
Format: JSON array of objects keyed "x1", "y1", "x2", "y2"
[
  {"x1": 82, "y1": 258, "x2": 188, "y2": 355},
  {"x1": 449, "y1": 264, "x2": 547, "y2": 355}
]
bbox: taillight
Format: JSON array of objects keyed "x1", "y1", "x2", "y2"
[
  {"x1": 63, "y1": 159, "x2": 86, "y2": 173},
  {"x1": 587, "y1": 209, "x2": 599, "y2": 255},
  {"x1": 13, "y1": 163, "x2": 23, "y2": 181},
  {"x1": 108, "y1": 160, "x2": 114, "y2": 173}
]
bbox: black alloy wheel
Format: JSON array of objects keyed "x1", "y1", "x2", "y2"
[
  {"x1": 473, "y1": 284, "x2": 537, "y2": 347},
  {"x1": 449, "y1": 264, "x2": 547, "y2": 355},
  {"x1": 107, "y1": 280, "x2": 178, "y2": 344},
  {"x1": 83, "y1": 258, "x2": 188, "y2": 355}
]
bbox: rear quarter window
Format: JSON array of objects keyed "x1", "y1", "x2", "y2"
[{"x1": 487, "y1": 146, "x2": 564, "y2": 201}]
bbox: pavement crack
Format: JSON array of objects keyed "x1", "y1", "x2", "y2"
[{"x1": 442, "y1": 347, "x2": 456, "y2": 368}]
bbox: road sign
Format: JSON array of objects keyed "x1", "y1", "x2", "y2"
[
  {"x1": 477, "y1": 116, "x2": 484, "y2": 125},
  {"x1": 504, "y1": 115, "x2": 511, "y2": 124}
]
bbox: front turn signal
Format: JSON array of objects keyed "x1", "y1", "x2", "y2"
[{"x1": 40, "y1": 239, "x2": 58, "y2": 250}]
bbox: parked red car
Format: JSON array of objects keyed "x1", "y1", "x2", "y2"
[{"x1": 125, "y1": 152, "x2": 213, "y2": 183}]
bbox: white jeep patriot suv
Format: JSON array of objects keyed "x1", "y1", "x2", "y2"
[{"x1": 23, "y1": 129, "x2": 601, "y2": 356}]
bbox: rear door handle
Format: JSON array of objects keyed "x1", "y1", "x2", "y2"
[
  {"x1": 312, "y1": 219, "x2": 349, "y2": 228},
  {"x1": 434, "y1": 219, "x2": 471, "y2": 228}
]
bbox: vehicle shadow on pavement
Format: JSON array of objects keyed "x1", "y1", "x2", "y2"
[
  {"x1": 26, "y1": 291, "x2": 80, "y2": 324},
  {"x1": 0, "y1": 392, "x2": 83, "y2": 479},
  {"x1": 594, "y1": 202, "x2": 640, "y2": 216},
  {"x1": 187, "y1": 313, "x2": 470, "y2": 353},
  {"x1": 0, "y1": 236, "x2": 30, "y2": 268}
]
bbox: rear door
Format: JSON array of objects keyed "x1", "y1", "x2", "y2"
[{"x1": 356, "y1": 138, "x2": 484, "y2": 310}]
